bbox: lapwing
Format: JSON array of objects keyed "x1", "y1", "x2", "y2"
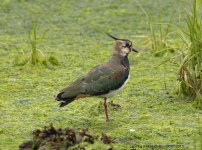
[{"x1": 54, "y1": 33, "x2": 138, "y2": 122}]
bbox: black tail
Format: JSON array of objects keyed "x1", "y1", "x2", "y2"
[
  {"x1": 59, "y1": 97, "x2": 76, "y2": 107},
  {"x1": 55, "y1": 92, "x2": 76, "y2": 107}
]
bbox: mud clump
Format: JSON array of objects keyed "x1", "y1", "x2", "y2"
[
  {"x1": 19, "y1": 124, "x2": 114, "y2": 150},
  {"x1": 107, "y1": 100, "x2": 121, "y2": 111}
]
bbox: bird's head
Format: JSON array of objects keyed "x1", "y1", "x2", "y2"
[{"x1": 106, "y1": 33, "x2": 138, "y2": 57}]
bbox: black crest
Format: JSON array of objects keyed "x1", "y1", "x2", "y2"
[{"x1": 106, "y1": 33, "x2": 119, "y2": 40}]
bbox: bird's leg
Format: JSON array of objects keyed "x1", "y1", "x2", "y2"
[{"x1": 104, "y1": 98, "x2": 109, "y2": 122}]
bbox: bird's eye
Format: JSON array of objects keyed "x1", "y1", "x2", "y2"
[{"x1": 125, "y1": 43, "x2": 129, "y2": 47}]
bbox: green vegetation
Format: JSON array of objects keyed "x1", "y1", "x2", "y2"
[
  {"x1": 135, "y1": 0, "x2": 174, "y2": 57},
  {"x1": 139, "y1": 0, "x2": 202, "y2": 109},
  {"x1": 172, "y1": 0, "x2": 202, "y2": 109},
  {"x1": 13, "y1": 20, "x2": 60, "y2": 67},
  {"x1": 1, "y1": 0, "x2": 202, "y2": 149}
]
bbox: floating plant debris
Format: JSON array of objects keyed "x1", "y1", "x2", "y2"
[
  {"x1": 19, "y1": 124, "x2": 114, "y2": 150},
  {"x1": 107, "y1": 100, "x2": 122, "y2": 111}
]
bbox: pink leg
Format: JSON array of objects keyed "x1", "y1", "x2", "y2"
[{"x1": 104, "y1": 98, "x2": 109, "y2": 122}]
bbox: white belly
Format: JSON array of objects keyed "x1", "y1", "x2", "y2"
[{"x1": 98, "y1": 73, "x2": 130, "y2": 98}]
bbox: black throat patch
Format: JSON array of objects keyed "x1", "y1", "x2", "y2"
[{"x1": 121, "y1": 55, "x2": 130, "y2": 70}]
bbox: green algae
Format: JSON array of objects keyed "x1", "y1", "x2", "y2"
[{"x1": 1, "y1": 0, "x2": 202, "y2": 150}]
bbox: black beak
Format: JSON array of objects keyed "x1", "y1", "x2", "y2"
[{"x1": 132, "y1": 48, "x2": 138, "y2": 53}]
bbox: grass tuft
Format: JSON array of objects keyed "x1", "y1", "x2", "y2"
[
  {"x1": 13, "y1": 20, "x2": 60, "y2": 68},
  {"x1": 135, "y1": 0, "x2": 174, "y2": 57},
  {"x1": 13, "y1": 50, "x2": 27, "y2": 66},
  {"x1": 48, "y1": 55, "x2": 61, "y2": 66},
  {"x1": 138, "y1": 0, "x2": 202, "y2": 109},
  {"x1": 173, "y1": 0, "x2": 202, "y2": 108}
]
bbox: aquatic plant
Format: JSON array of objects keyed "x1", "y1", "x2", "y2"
[
  {"x1": 19, "y1": 124, "x2": 115, "y2": 150},
  {"x1": 135, "y1": 0, "x2": 174, "y2": 57},
  {"x1": 137, "y1": 0, "x2": 202, "y2": 109},
  {"x1": 13, "y1": 20, "x2": 60, "y2": 67},
  {"x1": 169, "y1": 0, "x2": 202, "y2": 109}
]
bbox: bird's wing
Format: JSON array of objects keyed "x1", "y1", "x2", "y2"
[
  {"x1": 58, "y1": 64, "x2": 129, "y2": 99},
  {"x1": 82, "y1": 64, "x2": 129, "y2": 96}
]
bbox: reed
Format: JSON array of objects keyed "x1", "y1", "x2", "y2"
[
  {"x1": 135, "y1": 0, "x2": 174, "y2": 57},
  {"x1": 170, "y1": 0, "x2": 202, "y2": 108},
  {"x1": 137, "y1": 0, "x2": 202, "y2": 109}
]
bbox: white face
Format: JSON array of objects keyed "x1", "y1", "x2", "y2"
[
  {"x1": 120, "y1": 40, "x2": 132, "y2": 56},
  {"x1": 113, "y1": 38, "x2": 137, "y2": 57}
]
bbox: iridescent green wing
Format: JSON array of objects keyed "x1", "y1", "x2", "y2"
[{"x1": 82, "y1": 64, "x2": 129, "y2": 96}]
